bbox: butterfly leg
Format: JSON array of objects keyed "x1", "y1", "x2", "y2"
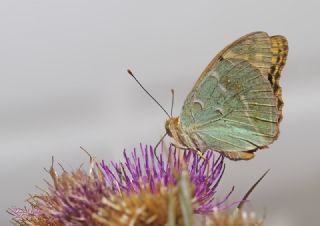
[
  {"x1": 196, "y1": 150, "x2": 206, "y2": 160},
  {"x1": 171, "y1": 143, "x2": 206, "y2": 160},
  {"x1": 171, "y1": 143, "x2": 191, "y2": 152}
]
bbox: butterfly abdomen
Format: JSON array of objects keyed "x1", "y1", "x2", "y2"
[{"x1": 269, "y1": 35, "x2": 288, "y2": 122}]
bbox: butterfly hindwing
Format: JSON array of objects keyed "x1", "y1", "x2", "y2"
[
  {"x1": 181, "y1": 59, "x2": 278, "y2": 157},
  {"x1": 180, "y1": 32, "x2": 287, "y2": 160}
]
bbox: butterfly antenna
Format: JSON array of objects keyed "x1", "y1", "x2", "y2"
[
  {"x1": 237, "y1": 169, "x2": 270, "y2": 209},
  {"x1": 170, "y1": 89, "x2": 175, "y2": 117},
  {"x1": 127, "y1": 69, "x2": 171, "y2": 118}
]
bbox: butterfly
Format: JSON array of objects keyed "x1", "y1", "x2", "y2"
[{"x1": 164, "y1": 32, "x2": 288, "y2": 160}]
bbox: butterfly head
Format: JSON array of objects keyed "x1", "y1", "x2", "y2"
[
  {"x1": 165, "y1": 117, "x2": 180, "y2": 138},
  {"x1": 165, "y1": 117, "x2": 189, "y2": 148}
]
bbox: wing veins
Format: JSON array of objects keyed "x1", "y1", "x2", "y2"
[
  {"x1": 201, "y1": 133, "x2": 245, "y2": 149},
  {"x1": 246, "y1": 103, "x2": 276, "y2": 107},
  {"x1": 228, "y1": 135, "x2": 260, "y2": 148}
]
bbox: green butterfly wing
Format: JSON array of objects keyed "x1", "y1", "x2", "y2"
[{"x1": 180, "y1": 32, "x2": 288, "y2": 160}]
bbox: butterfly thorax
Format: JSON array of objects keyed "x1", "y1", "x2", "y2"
[{"x1": 165, "y1": 117, "x2": 188, "y2": 147}]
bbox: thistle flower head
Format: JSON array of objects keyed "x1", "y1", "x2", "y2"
[
  {"x1": 100, "y1": 144, "x2": 232, "y2": 213},
  {"x1": 9, "y1": 144, "x2": 236, "y2": 225}
]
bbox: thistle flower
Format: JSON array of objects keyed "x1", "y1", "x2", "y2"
[
  {"x1": 9, "y1": 163, "x2": 195, "y2": 226},
  {"x1": 9, "y1": 144, "x2": 235, "y2": 225},
  {"x1": 100, "y1": 144, "x2": 231, "y2": 214}
]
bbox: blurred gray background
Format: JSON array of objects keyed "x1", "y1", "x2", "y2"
[{"x1": 1, "y1": 0, "x2": 319, "y2": 225}]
